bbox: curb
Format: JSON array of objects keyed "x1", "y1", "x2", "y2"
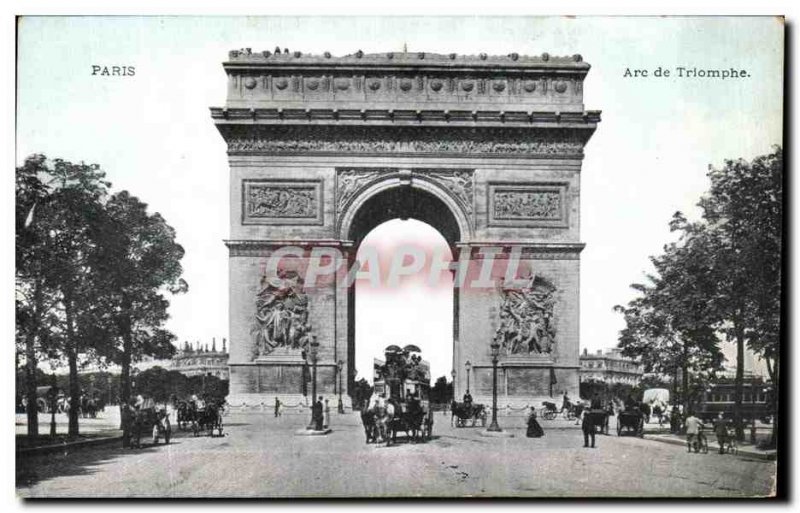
[
  {"x1": 16, "y1": 434, "x2": 124, "y2": 457},
  {"x1": 646, "y1": 434, "x2": 777, "y2": 461}
]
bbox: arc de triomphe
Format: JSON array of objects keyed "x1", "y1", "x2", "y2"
[{"x1": 211, "y1": 49, "x2": 600, "y2": 408}]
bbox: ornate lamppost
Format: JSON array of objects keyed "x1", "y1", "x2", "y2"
[
  {"x1": 487, "y1": 339, "x2": 503, "y2": 433},
  {"x1": 306, "y1": 337, "x2": 319, "y2": 430},
  {"x1": 465, "y1": 360, "x2": 472, "y2": 395},
  {"x1": 336, "y1": 359, "x2": 344, "y2": 413}
]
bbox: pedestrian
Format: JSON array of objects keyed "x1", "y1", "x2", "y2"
[
  {"x1": 582, "y1": 410, "x2": 596, "y2": 448},
  {"x1": 274, "y1": 397, "x2": 281, "y2": 417},
  {"x1": 684, "y1": 410, "x2": 703, "y2": 451},
  {"x1": 713, "y1": 413, "x2": 729, "y2": 454},
  {"x1": 324, "y1": 398, "x2": 330, "y2": 429},
  {"x1": 337, "y1": 396, "x2": 344, "y2": 414},
  {"x1": 526, "y1": 407, "x2": 544, "y2": 438},
  {"x1": 312, "y1": 396, "x2": 324, "y2": 431}
]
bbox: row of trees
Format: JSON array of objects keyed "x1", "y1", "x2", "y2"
[
  {"x1": 615, "y1": 147, "x2": 782, "y2": 446},
  {"x1": 16, "y1": 155, "x2": 187, "y2": 440}
]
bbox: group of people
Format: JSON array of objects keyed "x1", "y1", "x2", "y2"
[{"x1": 683, "y1": 411, "x2": 734, "y2": 454}]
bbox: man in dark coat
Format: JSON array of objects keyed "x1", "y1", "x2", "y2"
[
  {"x1": 312, "y1": 396, "x2": 324, "y2": 430},
  {"x1": 590, "y1": 393, "x2": 603, "y2": 410}
]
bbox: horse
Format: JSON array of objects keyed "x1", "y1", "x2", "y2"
[
  {"x1": 451, "y1": 401, "x2": 486, "y2": 427},
  {"x1": 360, "y1": 400, "x2": 395, "y2": 445},
  {"x1": 639, "y1": 402, "x2": 652, "y2": 424},
  {"x1": 359, "y1": 406, "x2": 379, "y2": 443},
  {"x1": 387, "y1": 400, "x2": 427, "y2": 444},
  {"x1": 652, "y1": 403, "x2": 664, "y2": 426},
  {"x1": 193, "y1": 400, "x2": 224, "y2": 437},
  {"x1": 129, "y1": 406, "x2": 170, "y2": 448},
  {"x1": 176, "y1": 400, "x2": 196, "y2": 431}
]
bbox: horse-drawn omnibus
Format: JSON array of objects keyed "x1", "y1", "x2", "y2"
[{"x1": 364, "y1": 345, "x2": 434, "y2": 444}]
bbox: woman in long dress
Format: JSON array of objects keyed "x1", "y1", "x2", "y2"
[{"x1": 526, "y1": 407, "x2": 545, "y2": 438}]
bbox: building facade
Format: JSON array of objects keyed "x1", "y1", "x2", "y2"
[
  {"x1": 172, "y1": 338, "x2": 230, "y2": 379},
  {"x1": 579, "y1": 348, "x2": 643, "y2": 387}
]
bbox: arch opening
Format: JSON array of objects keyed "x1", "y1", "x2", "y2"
[{"x1": 345, "y1": 184, "x2": 463, "y2": 403}]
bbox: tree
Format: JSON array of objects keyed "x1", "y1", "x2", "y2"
[
  {"x1": 429, "y1": 375, "x2": 453, "y2": 405},
  {"x1": 93, "y1": 191, "x2": 187, "y2": 442},
  {"x1": 615, "y1": 216, "x2": 724, "y2": 412},
  {"x1": 696, "y1": 147, "x2": 782, "y2": 443},
  {"x1": 16, "y1": 155, "x2": 110, "y2": 438}
]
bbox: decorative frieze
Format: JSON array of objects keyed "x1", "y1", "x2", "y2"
[
  {"x1": 242, "y1": 179, "x2": 323, "y2": 225},
  {"x1": 488, "y1": 183, "x2": 569, "y2": 227},
  {"x1": 222, "y1": 125, "x2": 586, "y2": 157}
]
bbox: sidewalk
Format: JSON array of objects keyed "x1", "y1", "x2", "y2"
[{"x1": 643, "y1": 431, "x2": 777, "y2": 461}]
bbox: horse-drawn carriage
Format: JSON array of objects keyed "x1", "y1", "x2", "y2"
[
  {"x1": 362, "y1": 344, "x2": 434, "y2": 445},
  {"x1": 617, "y1": 408, "x2": 645, "y2": 437},
  {"x1": 129, "y1": 406, "x2": 171, "y2": 448},
  {"x1": 450, "y1": 401, "x2": 487, "y2": 427},
  {"x1": 361, "y1": 397, "x2": 433, "y2": 445},
  {"x1": 175, "y1": 398, "x2": 225, "y2": 437}
]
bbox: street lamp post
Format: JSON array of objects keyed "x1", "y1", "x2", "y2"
[
  {"x1": 465, "y1": 360, "x2": 472, "y2": 394},
  {"x1": 337, "y1": 360, "x2": 344, "y2": 414},
  {"x1": 307, "y1": 337, "x2": 319, "y2": 430},
  {"x1": 487, "y1": 339, "x2": 503, "y2": 432}
]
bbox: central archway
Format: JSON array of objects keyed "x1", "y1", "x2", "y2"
[
  {"x1": 341, "y1": 177, "x2": 467, "y2": 398},
  {"x1": 353, "y1": 219, "x2": 454, "y2": 394}
]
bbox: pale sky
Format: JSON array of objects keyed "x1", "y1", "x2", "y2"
[{"x1": 16, "y1": 16, "x2": 783, "y2": 381}]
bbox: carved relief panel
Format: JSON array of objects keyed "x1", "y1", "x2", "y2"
[
  {"x1": 487, "y1": 182, "x2": 569, "y2": 228},
  {"x1": 493, "y1": 276, "x2": 558, "y2": 357},
  {"x1": 242, "y1": 179, "x2": 324, "y2": 225}
]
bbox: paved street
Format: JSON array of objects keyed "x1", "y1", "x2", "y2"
[{"x1": 16, "y1": 410, "x2": 776, "y2": 498}]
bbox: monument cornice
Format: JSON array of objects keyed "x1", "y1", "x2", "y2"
[
  {"x1": 211, "y1": 107, "x2": 600, "y2": 127},
  {"x1": 213, "y1": 122, "x2": 597, "y2": 158}
]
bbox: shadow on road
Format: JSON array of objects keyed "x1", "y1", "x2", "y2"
[{"x1": 16, "y1": 439, "x2": 172, "y2": 491}]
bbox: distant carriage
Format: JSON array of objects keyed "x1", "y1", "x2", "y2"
[
  {"x1": 450, "y1": 401, "x2": 487, "y2": 427},
  {"x1": 192, "y1": 400, "x2": 224, "y2": 437},
  {"x1": 129, "y1": 406, "x2": 171, "y2": 448},
  {"x1": 617, "y1": 408, "x2": 645, "y2": 437}
]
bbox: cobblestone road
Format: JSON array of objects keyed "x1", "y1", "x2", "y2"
[{"x1": 16, "y1": 410, "x2": 776, "y2": 498}]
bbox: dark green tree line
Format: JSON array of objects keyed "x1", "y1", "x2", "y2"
[
  {"x1": 16, "y1": 154, "x2": 187, "y2": 441},
  {"x1": 615, "y1": 147, "x2": 782, "y2": 445}
]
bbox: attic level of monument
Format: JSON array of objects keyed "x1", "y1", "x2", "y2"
[{"x1": 215, "y1": 49, "x2": 599, "y2": 118}]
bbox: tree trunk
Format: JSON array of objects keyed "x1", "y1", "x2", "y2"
[
  {"x1": 25, "y1": 279, "x2": 42, "y2": 441},
  {"x1": 734, "y1": 321, "x2": 745, "y2": 441},
  {"x1": 64, "y1": 295, "x2": 80, "y2": 438},
  {"x1": 766, "y1": 355, "x2": 778, "y2": 448},
  {"x1": 681, "y1": 344, "x2": 689, "y2": 413},
  {"x1": 120, "y1": 319, "x2": 133, "y2": 447}
]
